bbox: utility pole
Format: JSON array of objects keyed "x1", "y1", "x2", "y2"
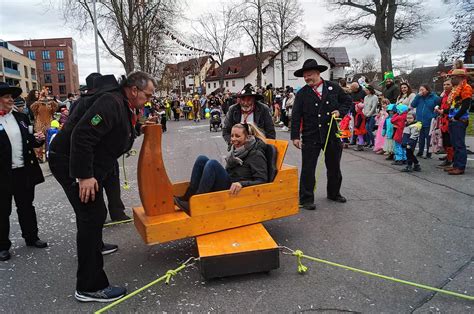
[{"x1": 92, "y1": 0, "x2": 100, "y2": 73}]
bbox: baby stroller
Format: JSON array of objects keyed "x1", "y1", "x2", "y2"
[{"x1": 209, "y1": 108, "x2": 222, "y2": 132}]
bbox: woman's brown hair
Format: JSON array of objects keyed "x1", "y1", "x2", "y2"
[
  {"x1": 399, "y1": 82, "x2": 413, "y2": 96},
  {"x1": 232, "y1": 122, "x2": 266, "y2": 141}
]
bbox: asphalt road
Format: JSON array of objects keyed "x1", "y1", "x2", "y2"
[{"x1": 1, "y1": 119, "x2": 473, "y2": 313}]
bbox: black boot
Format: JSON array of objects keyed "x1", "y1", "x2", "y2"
[
  {"x1": 413, "y1": 164, "x2": 421, "y2": 172},
  {"x1": 401, "y1": 165, "x2": 412, "y2": 172}
]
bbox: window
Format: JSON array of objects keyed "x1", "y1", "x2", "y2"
[
  {"x1": 225, "y1": 81, "x2": 229, "y2": 87},
  {"x1": 58, "y1": 73, "x2": 66, "y2": 83},
  {"x1": 288, "y1": 52, "x2": 298, "y2": 61},
  {"x1": 57, "y1": 62, "x2": 65, "y2": 71},
  {"x1": 232, "y1": 80, "x2": 235, "y2": 87},
  {"x1": 44, "y1": 74, "x2": 52, "y2": 83},
  {"x1": 59, "y1": 85, "x2": 67, "y2": 95},
  {"x1": 43, "y1": 62, "x2": 51, "y2": 71},
  {"x1": 24, "y1": 66, "x2": 28, "y2": 78},
  {"x1": 208, "y1": 83, "x2": 211, "y2": 89},
  {"x1": 27, "y1": 51, "x2": 36, "y2": 60},
  {"x1": 288, "y1": 70, "x2": 297, "y2": 80},
  {"x1": 42, "y1": 50, "x2": 50, "y2": 60},
  {"x1": 25, "y1": 81, "x2": 30, "y2": 92},
  {"x1": 213, "y1": 82, "x2": 216, "y2": 88},
  {"x1": 56, "y1": 50, "x2": 64, "y2": 59}
]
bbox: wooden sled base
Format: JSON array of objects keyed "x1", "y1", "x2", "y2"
[{"x1": 197, "y1": 223, "x2": 279, "y2": 280}]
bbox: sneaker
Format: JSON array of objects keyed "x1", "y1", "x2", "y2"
[
  {"x1": 75, "y1": 286, "x2": 127, "y2": 303},
  {"x1": 391, "y1": 160, "x2": 404, "y2": 165},
  {"x1": 281, "y1": 126, "x2": 289, "y2": 131},
  {"x1": 173, "y1": 196, "x2": 189, "y2": 212},
  {"x1": 401, "y1": 166, "x2": 412, "y2": 172},
  {"x1": 299, "y1": 203, "x2": 316, "y2": 210},
  {"x1": 111, "y1": 213, "x2": 131, "y2": 222},
  {"x1": 436, "y1": 160, "x2": 452, "y2": 168},
  {"x1": 101, "y1": 243, "x2": 118, "y2": 255},
  {"x1": 413, "y1": 164, "x2": 421, "y2": 172}
]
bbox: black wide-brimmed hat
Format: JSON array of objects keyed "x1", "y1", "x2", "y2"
[
  {"x1": 91, "y1": 74, "x2": 119, "y2": 95},
  {"x1": 237, "y1": 83, "x2": 264, "y2": 101},
  {"x1": 294, "y1": 59, "x2": 328, "y2": 77},
  {"x1": 0, "y1": 82, "x2": 22, "y2": 98},
  {"x1": 80, "y1": 72, "x2": 102, "y2": 93}
]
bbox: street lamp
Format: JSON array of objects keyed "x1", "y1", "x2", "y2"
[{"x1": 92, "y1": 0, "x2": 100, "y2": 73}]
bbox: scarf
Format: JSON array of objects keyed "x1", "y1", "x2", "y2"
[{"x1": 225, "y1": 136, "x2": 257, "y2": 169}]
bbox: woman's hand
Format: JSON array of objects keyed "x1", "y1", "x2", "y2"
[{"x1": 229, "y1": 182, "x2": 243, "y2": 196}]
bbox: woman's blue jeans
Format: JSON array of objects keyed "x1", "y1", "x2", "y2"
[{"x1": 187, "y1": 155, "x2": 232, "y2": 197}]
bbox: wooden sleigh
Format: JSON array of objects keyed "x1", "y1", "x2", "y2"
[{"x1": 133, "y1": 125, "x2": 299, "y2": 279}]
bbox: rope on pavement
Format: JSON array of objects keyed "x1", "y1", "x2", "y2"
[
  {"x1": 103, "y1": 218, "x2": 133, "y2": 227},
  {"x1": 279, "y1": 246, "x2": 474, "y2": 301},
  {"x1": 95, "y1": 257, "x2": 199, "y2": 314}
]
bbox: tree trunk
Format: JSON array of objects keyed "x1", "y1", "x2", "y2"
[
  {"x1": 280, "y1": 49, "x2": 285, "y2": 88},
  {"x1": 377, "y1": 38, "x2": 393, "y2": 73}
]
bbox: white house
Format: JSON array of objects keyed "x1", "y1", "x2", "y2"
[
  {"x1": 205, "y1": 51, "x2": 275, "y2": 93},
  {"x1": 263, "y1": 36, "x2": 350, "y2": 89}
]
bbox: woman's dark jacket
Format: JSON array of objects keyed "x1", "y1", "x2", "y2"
[{"x1": 226, "y1": 138, "x2": 268, "y2": 187}]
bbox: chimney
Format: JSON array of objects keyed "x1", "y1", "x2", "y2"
[{"x1": 239, "y1": 52, "x2": 244, "y2": 57}]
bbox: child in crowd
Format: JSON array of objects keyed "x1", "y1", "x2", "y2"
[
  {"x1": 401, "y1": 112, "x2": 422, "y2": 172},
  {"x1": 339, "y1": 114, "x2": 352, "y2": 148},
  {"x1": 374, "y1": 99, "x2": 388, "y2": 154},
  {"x1": 382, "y1": 104, "x2": 396, "y2": 160},
  {"x1": 46, "y1": 120, "x2": 60, "y2": 160},
  {"x1": 353, "y1": 102, "x2": 367, "y2": 151},
  {"x1": 59, "y1": 107, "x2": 69, "y2": 126},
  {"x1": 157, "y1": 105, "x2": 167, "y2": 132},
  {"x1": 391, "y1": 104, "x2": 409, "y2": 165}
]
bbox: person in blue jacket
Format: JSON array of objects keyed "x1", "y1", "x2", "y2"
[{"x1": 410, "y1": 84, "x2": 440, "y2": 159}]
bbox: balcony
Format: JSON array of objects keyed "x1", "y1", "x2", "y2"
[{"x1": 4, "y1": 67, "x2": 21, "y2": 76}]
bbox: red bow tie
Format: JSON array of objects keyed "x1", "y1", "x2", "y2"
[{"x1": 0, "y1": 110, "x2": 8, "y2": 117}]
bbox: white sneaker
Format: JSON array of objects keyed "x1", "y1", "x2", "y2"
[
  {"x1": 281, "y1": 126, "x2": 289, "y2": 131},
  {"x1": 278, "y1": 121, "x2": 284, "y2": 126}
]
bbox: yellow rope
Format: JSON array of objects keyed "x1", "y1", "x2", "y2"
[{"x1": 283, "y1": 248, "x2": 474, "y2": 301}]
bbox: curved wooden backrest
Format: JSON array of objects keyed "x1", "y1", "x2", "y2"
[
  {"x1": 264, "y1": 139, "x2": 288, "y2": 170},
  {"x1": 137, "y1": 124, "x2": 175, "y2": 216}
]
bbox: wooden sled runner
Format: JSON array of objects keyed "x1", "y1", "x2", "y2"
[{"x1": 133, "y1": 124, "x2": 299, "y2": 279}]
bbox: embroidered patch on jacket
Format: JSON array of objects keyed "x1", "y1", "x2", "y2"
[{"x1": 91, "y1": 114, "x2": 103, "y2": 126}]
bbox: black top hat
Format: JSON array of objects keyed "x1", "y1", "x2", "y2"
[
  {"x1": 0, "y1": 82, "x2": 22, "y2": 98},
  {"x1": 237, "y1": 83, "x2": 264, "y2": 100},
  {"x1": 80, "y1": 72, "x2": 102, "y2": 93},
  {"x1": 91, "y1": 75, "x2": 119, "y2": 95},
  {"x1": 294, "y1": 59, "x2": 328, "y2": 77}
]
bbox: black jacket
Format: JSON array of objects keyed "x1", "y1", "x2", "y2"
[
  {"x1": 52, "y1": 90, "x2": 135, "y2": 181},
  {"x1": 383, "y1": 84, "x2": 400, "y2": 104},
  {"x1": 0, "y1": 111, "x2": 44, "y2": 192},
  {"x1": 222, "y1": 101, "x2": 276, "y2": 144},
  {"x1": 291, "y1": 81, "x2": 352, "y2": 143},
  {"x1": 226, "y1": 138, "x2": 268, "y2": 187}
]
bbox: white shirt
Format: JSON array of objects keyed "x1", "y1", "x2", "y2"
[
  {"x1": 282, "y1": 97, "x2": 287, "y2": 110},
  {"x1": 241, "y1": 112, "x2": 254, "y2": 124},
  {"x1": 0, "y1": 111, "x2": 24, "y2": 168}
]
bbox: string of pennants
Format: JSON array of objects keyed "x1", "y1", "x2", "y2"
[
  {"x1": 159, "y1": 26, "x2": 219, "y2": 56},
  {"x1": 155, "y1": 51, "x2": 210, "y2": 57}
]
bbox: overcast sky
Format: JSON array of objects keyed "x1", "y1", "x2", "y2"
[{"x1": 0, "y1": 0, "x2": 454, "y2": 83}]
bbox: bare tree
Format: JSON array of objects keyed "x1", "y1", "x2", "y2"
[
  {"x1": 194, "y1": 3, "x2": 240, "y2": 90},
  {"x1": 239, "y1": 0, "x2": 271, "y2": 87},
  {"x1": 440, "y1": 0, "x2": 474, "y2": 62},
  {"x1": 348, "y1": 57, "x2": 362, "y2": 75},
  {"x1": 361, "y1": 54, "x2": 378, "y2": 73},
  {"x1": 61, "y1": 0, "x2": 181, "y2": 74},
  {"x1": 266, "y1": 0, "x2": 303, "y2": 87},
  {"x1": 323, "y1": 0, "x2": 432, "y2": 72}
]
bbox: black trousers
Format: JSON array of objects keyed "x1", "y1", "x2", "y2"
[
  {"x1": 49, "y1": 152, "x2": 109, "y2": 292},
  {"x1": 406, "y1": 147, "x2": 419, "y2": 166},
  {"x1": 0, "y1": 167, "x2": 39, "y2": 251},
  {"x1": 103, "y1": 161, "x2": 126, "y2": 220},
  {"x1": 300, "y1": 139, "x2": 343, "y2": 204}
]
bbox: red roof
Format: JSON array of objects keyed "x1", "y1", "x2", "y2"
[{"x1": 206, "y1": 51, "x2": 275, "y2": 82}]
